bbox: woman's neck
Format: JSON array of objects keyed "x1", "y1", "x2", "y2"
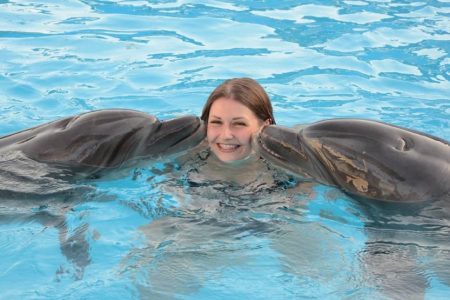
[{"x1": 199, "y1": 151, "x2": 271, "y2": 185}]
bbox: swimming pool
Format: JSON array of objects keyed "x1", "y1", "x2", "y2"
[{"x1": 1, "y1": 0, "x2": 449, "y2": 299}]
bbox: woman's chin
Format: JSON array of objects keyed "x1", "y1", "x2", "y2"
[
  {"x1": 212, "y1": 149, "x2": 258, "y2": 166},
  {"x1": 217, "y1": 154, "x2": 244, "y2": 163}
]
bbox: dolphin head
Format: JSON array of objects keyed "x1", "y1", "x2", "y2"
[
  {"x1": 0, "y1": 109, "x2": 206, "y2": 171},
  {"x1": 257, "y1": 125, "x2": 323, "y2": 180},
  {"x1": 141, "y1": 115, "x2": 206, "y2": 158}
]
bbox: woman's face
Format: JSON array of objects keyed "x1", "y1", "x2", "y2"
[{"x1": 207, "y1": 97, "x2": 267, "y2": 162}]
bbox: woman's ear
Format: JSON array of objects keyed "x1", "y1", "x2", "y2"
[{"x1": 264, "y1": 118, "x2": 271, "y2": 126}]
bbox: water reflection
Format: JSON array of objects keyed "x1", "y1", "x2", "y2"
[
  {"x1": 0, "y1": 0, "x2": 449, "y2": 298},
  {"x1": 0, "y1": 152, "x2": 96, "y2": 280},
  {"x1": 116, "y1": 154, "x2": 365, "y2": 298},
  {"x1": 354, "y1": 198, "x2": 450, "y2": 299}
]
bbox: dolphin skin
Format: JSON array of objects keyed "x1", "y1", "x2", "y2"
[
  {"x1": 258, "y1": 119, "x2": 450, "y2": 202},
  {"x1": 0, "y1": 109, "x2": 206, "y2": 277},
  {"x1": 0, "y1": 109, "x2": 206, "y2": 172}
]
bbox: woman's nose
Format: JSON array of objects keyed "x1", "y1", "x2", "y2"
[{"x1": 220, "y1": 125, "x2": 234, "y2": 139}]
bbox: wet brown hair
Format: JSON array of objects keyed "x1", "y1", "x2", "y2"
[{"x1": 201, "y1": 77, "x2": 276, "y2": 125}]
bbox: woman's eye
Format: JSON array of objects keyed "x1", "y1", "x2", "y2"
[
  {"x1": 209, "y1": 120, "x2": 222, "y2": 126},
  {"x1": 233, "y1": 122, "x2": 247, "y2": 127}
]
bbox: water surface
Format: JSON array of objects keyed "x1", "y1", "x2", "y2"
[{"x1": 0, "y1": 0, "x2": 449, "y2": 299}]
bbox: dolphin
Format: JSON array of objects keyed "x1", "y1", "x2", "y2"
[
  {"x1": 0, "y1": 109, "x2": 206, "y2": 278},
  {"x1": 257, "y1": 119, "x2": 450, "y2": 202},
  {"x1": 0, "y1": 109, "x2": 206, "y2": 174}
]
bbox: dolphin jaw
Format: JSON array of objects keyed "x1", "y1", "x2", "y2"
[
  {"x1": 258, "y1": 134, "x2": 286, "y2": 162},
  {"x1": 167, "y1": 120, "x2": 205, "y2": 150},
  {"x1": 144, "y1": 116, "x2": 206, "y2": 157},
  {"x1": 258, "y1": 126, "x2": 307, "y2": 164},
  {"x1": 256, "y1": 126, "x2": 322, "y2": 180}
]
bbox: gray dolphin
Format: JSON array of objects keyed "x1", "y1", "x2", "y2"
[
  {"x1": 258, "y1": 119, "x2": 450, "y2": 202},
  {"x1": 0, "y1": 109, "x2": 205, "y2": 173},
  {"x1": 0, "y1": 109, "x2": 206, "y2": 278}
]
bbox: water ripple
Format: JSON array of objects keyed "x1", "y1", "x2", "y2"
[{"x1": 0, "y1": 1, "x2": 449, "y2": 298}]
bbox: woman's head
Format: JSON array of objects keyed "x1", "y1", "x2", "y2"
[
  {"x1": 201, "y1": 78, "x2": 276, "y2": 163},
  {"x1": 201, "y1": 78, "x2": 275, "y2": 126}
]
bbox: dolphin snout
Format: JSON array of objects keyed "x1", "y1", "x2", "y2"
[
  {"x1": 149, "y1": 116, "x2": 205, "y2": 155},
  {"x1": 157, "y1": 116, "x2": 205, "y2": 139},
  {"x1": 163, "y1": 115, "x2": 201, "y2": 131},
  {"x1": 257, "y1": 125, "x2": 317, "y2": 179},
  {"x1": 259, "y1": 126, "x2": 303, "y2": 158}
]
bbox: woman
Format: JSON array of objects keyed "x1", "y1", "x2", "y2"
[
  {"x1": 196, "y1": 78, "x2": 450, "y2": 202},
  {"x1": 0, "y1": 78, "x2": 276, "y2": 182},
  {"x1": 158, "y1": 78, "x2": 306, "y2": 214},
  {"x1": 174, "y1": 78, "x2": 300, "y2": 198},
  {"x1": 1, "y1": 77, "x2": 447, "y2": 202},
  {"x1": 200, "y1": 77, "x2": 275, "y2": 163}
]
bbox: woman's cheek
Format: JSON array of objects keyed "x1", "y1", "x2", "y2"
[
  {"x1": 242, "y1": 128, "x2": 254, "y2": 143},
  {"x1": 206, "y1": 127, "x2": 217, "y2": 143}
]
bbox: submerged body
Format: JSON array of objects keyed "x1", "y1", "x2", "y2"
[
  {"x1": 1, "y1": 109, "x2": 449, "y2": 289},
  {"x1": 258, "y1": 119, "x2": 450, "y2": 202},
  {"x1": 0, "y1": 109, "x2": 206, "y2": 277}
]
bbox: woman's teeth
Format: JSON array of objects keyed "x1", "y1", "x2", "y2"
[{"x1": 218, "y1": 143, "x2": 240, "y2": 151}]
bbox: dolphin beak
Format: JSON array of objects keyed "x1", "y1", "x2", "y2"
[
  {"x1": 152, "y1": 115, "x2": 206, "y2": 154},
  {"x1": 160, "y1": 115, "x2": 202, "y2": 134},
  {"x1": 259, "y1": 125, "x2": 306, "y2": 161}
]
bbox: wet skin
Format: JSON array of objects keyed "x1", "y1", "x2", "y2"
[
  {"x1": 258, "y1": 119, "x2": 450, "y2": 202},
  {"x1": 206, "y1": 97, "x2": 269, "y2": 163}
]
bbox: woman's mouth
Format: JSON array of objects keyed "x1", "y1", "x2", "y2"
[{"x1": 217, "y1": 143, "x2": 240, "y2": 152}]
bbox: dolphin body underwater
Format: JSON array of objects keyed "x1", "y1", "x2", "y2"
[
  {"x1": 258, "y1": 119, "x2": 450, "y2": 202},
  {"x1": 0, "y1": 109, "x2": 206, "y2": 278},
  {"x1": 1, "y1": 110, "x2": 449, "y2": 281}
]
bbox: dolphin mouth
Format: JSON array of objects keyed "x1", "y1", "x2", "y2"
[
  {"x1": 258, "y1": 125, "x2": 304, "y2": 163},
  {"x1": 168, "y1": 118, "x2": 205, "y2": 148},
  {"x1": 257, "y1": 125, "x2": 318, "y2": 181},
  {"x1": 152, "y1": 116, "x2": 206, "y2": 154},
  {"x1": 258, "y1": 134, "x2": 286, "y2": 162}
]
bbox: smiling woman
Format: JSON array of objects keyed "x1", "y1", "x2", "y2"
[
  {"x1": 198, "y1": 77, "x2": 450, "y2": 203},
  {"x1": 1, "y1": 78, "x2": 447, "y2": 202},
  {"x1": 201, "y1": 78, "x2": 275, "y2": 163}
]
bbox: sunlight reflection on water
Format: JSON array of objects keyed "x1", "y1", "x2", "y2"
[{"x1": 0, "y1": 0, "x2": 449, "y2": 299}]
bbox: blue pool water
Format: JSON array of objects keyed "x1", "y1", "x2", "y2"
[{"x1": 1, "y1": 0, "x2": 449, "y2": 299}]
